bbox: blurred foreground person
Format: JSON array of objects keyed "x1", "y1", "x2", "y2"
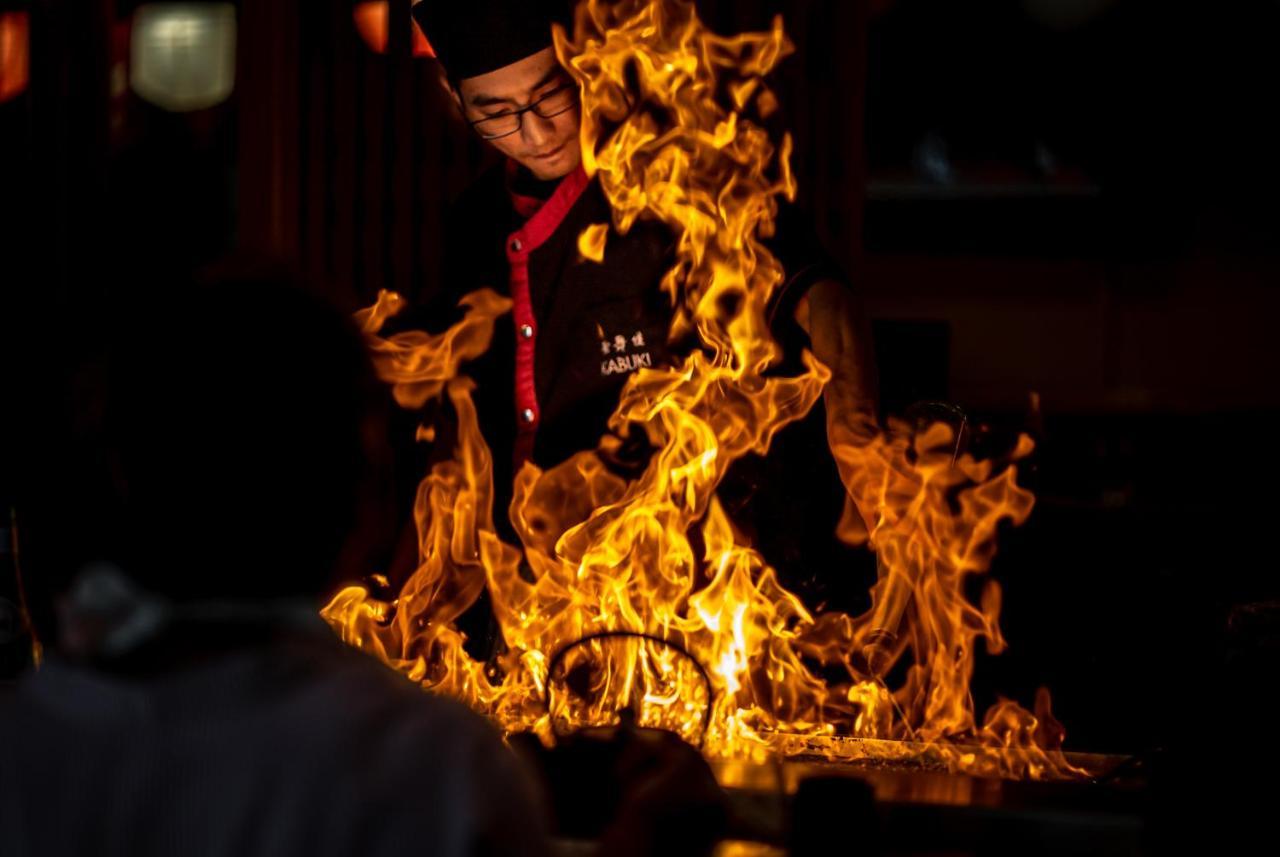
[{"x1": 0, "y1": 270, "x2": 548, "y2": 857}]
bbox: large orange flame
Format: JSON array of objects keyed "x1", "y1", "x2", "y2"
[{"x1": 324, "y1": 0, "x2": 1081, "y2": 780}]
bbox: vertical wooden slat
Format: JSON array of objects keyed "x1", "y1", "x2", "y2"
[
  {"x1": 384, "y1": 0, "x2": 411, "y2": 298},
  {"x1": 236, "y1": 0, "x2": 301, "y2": 260},
  {"x1": 297, "y1": 0, "x2": 315, "y2": 278},
  {"x1": 320, "y1": 0, "x2": 338, "y2": 287},
  {"x1": 416, "y1": 62, "x2": 470, "y2": 307},
  {"x1": 306, "y1": 0, "x2": 334, "y2": 284},
  {"x1": 356, "y1": 36, "x2": 393, "y2": 304},
  {"x1": 376, "y1": 16, "x2": 394, "y2": 299},
  {"x1": 352, "y1": 33, "x2": 370, "y2": 301},
  {"x1": 410, "y1": 58, "x2": 431, "y2": 301},
  {"x1": 843, "y1": 0, "x2": 868, "y2": 278},
  {"x1": 330, "y1": 0, "x2": 358, "y2": 305}
]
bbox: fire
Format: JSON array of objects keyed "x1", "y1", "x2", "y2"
[
  {"x1": 353, "y1": 1, "x2": 436, "y2": 57},
  {"x1": 323, "y1": 0, "x2": 1082, "y2": 780}
]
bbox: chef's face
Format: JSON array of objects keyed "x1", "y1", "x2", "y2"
[{"x1": 453, "y1": 47, "x2": 582, "y2": 181}]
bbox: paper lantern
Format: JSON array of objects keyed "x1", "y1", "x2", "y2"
[
  {"x1": 354, "y1": 1, "x2": 434, "y2": 57},
  {"x1": 130, "y1": 3, "x2": 236, "y2": 112},
  {"x1": 0, "y1": 11, "x2": 29, "y2": 103}
]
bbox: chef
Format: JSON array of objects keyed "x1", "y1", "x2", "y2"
[{"x1": 405, "y1": 0, "x2": 878, "y2": 621}]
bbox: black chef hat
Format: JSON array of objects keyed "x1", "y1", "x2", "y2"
[{"x1": 412, "y1": 0, "x2": 573, "y2": 82}]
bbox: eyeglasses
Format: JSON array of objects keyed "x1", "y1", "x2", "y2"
[{"x1": 468, "y1": 84, "x2": 579, "y2": 140}]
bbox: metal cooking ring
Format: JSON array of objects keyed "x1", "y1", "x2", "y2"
[{"x1": 543, "y1": 630, "x2": 715, "y2": 747}]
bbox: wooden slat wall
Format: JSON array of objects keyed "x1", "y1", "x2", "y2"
[{"x1": 239, "y1": 0, "x2": 477, "y2": 311}]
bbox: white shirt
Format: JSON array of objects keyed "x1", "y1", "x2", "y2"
[{"x1": 0, "y1": 615, "x2": 547, "y2": 857}]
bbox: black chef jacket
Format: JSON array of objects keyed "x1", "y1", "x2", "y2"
[
  {"x1": 398, "y1": 159, "x2": 868, "y2": 622},
  {"x1": 425, "y1": 159, "x2": 842, "y2": 470}
]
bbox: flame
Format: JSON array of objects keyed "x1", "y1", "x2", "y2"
[
  {"x1": 577, "y1": 222, "x2": 609, "y2": 263},
  {"x1": 353, "y1": 1, "x2": 436, "y2": 57},
  {"x1": 324, "y1": 0, "x2": 1082, "y2": 780}
]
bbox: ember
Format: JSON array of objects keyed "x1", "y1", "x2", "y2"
[{"x1": 324, "y1": 0, "x2": 1081, "y2": 781}]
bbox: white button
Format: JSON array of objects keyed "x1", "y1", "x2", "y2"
[
  {"x1": 519, "y1": 323, "x2": 534, "y2": 339},
  {"x1": 520, "y1": 408, "x2": 536, "y2": 424},
  {"x1": 511, "y1": 238, "x2": 523, "y2": 252}
]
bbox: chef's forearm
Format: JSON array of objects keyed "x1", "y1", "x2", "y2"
[{"x1": 797, "y1": 278, "x2": 879, "y2": 445}]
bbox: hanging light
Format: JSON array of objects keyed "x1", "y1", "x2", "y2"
[
  {"x1": 130, "y1": 3, "x2": 236, "y2": 112},
  {"x1": 354, "y1": 1, "x2": 434, "y2": 57},
  {"x1": 0, "y1": 10, "x2": 29, "y2": 104}
]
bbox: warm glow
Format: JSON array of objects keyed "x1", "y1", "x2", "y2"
[
  {"x1": 0, "y1": 11, "x2": 30, "y2": 104},
  {"x1": 130, "y1": 3, "x2": 236, "y2": 112},
  {"x1": 355, "y1": 1, "x2": 436, "y2": 57},
  {"x1": 324, "y1": 0, "x2": 1081, "y2": 780}
]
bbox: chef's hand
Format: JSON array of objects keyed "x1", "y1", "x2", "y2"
[
  {"x1": 795, "y1": 278, "x2": 879, "y2": 448},
  {"x1": 795, "y1": 279, "x2": 880, "y2": 545}
]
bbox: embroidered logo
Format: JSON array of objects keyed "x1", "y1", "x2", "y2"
[{"x1": 599, "y1": 330, "x2": 653, "y2": 376}]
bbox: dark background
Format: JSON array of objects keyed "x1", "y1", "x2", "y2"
[{"x1": 3, "y1": 0, "x2": 1279, "y2": 756}]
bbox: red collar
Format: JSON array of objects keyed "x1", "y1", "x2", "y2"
[
  {"x1": 505, "y1": 160, "x2": 591, "y2": 251},
  {"x1": 502, "y1": 159, "x2": 591, "y2": 465}
]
